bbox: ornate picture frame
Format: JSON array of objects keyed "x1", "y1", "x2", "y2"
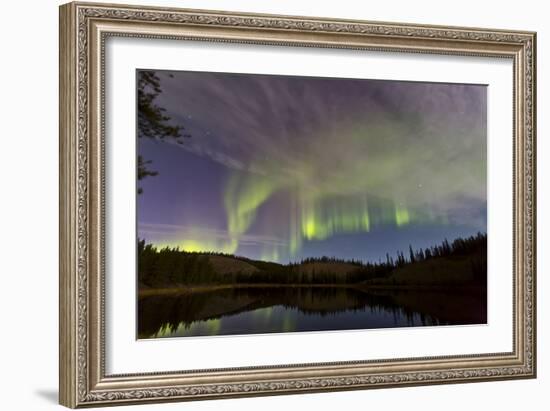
[{"x1": 59, "y1": 1, "x2": 536, "y2": 407}]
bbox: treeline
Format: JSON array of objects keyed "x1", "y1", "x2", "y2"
[
  {"x1": 138, "y1": 233, "x2": 487, "y2": 287},
  {"x1": 357, "y1": 232, "x2": 487, "y2": 281},
  {"x1": 139, "y1": 240, "x2": 218, "y2": 286}
]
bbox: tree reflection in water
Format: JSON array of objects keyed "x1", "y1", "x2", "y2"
[{"x1": 138, "y1": 286, "x2": 486, "y2": 338}]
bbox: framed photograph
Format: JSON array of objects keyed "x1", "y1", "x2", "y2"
[{"x1": 59, "y1": 1, "x2": 536, "y2": 407}]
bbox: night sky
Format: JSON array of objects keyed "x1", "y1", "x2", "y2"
[{"x1": 137, "y1": 70, "x2": 486, "y2": 264}]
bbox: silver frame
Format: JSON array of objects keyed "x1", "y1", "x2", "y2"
[{"x1": 59, "y1": 2, "x2": 536, "y2": 407}]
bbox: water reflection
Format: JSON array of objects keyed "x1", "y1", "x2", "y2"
[{"x1": 138, "y1": 286, "x2": 486, "y2": 339}]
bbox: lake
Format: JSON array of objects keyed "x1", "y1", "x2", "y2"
[{"x1": 138, "y1": 286, "x2": 486, "y2": 339}]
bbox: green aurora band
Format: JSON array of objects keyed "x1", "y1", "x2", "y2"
[
  {"x1": 185, "y1": 117, "x2": 479, "y2": 261},
  {"x1": 142, "y1": 72, "x2": 486, "y2": 262}
]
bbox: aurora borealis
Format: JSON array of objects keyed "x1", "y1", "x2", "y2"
[{"x1": 137, "y1": 70, "x2": 487, "y2": 264}]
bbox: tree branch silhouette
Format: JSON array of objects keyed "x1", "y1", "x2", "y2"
[{"x1": 137, "y1": 71, "x2": 190, "y2": 194}]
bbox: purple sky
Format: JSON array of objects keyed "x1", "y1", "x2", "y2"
[{"x1": 137, "y1": 70, "x2": 486, "y2": 264}]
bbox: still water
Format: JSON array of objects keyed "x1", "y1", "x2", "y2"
[{"x1": 138, "y1": 286, "x2": 486, "y2": 339}]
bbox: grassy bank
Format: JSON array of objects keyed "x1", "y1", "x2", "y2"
[{"x1": 138, "y1": 282, "x2": 485, "y2": 297}]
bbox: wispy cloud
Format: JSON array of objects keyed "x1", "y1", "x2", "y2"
[
  {"x1": 139, "y1": 222, "x2": 288, "y2": 247},
  {"x1": 139, "y1": 71, "x2": 487, "y2": 260}
]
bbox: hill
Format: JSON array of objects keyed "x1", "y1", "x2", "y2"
[
  {"x1": 367, "y1": 255, "x2": 482, "y2": 287},
  {"x1": 298, "y1": 261, "x2": 360, "y2": 276},
  {"x1": 207, "y1": 255, "x2": 259, "y2": 275},
  {"x1": 137, "y1": 233, "x2": 486, "y2": 288}
]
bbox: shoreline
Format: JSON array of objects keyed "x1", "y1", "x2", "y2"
[{"x1": 138, "y1": 283, "x2": 485, "y2": 297}]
